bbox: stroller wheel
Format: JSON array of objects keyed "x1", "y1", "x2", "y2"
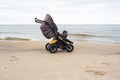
[
  {"x1": 66, "y1": 44, "x2": 74, "y2": 52},
  {"x1": 49, "y1": 45, "x2": 57, "y2": 53},
  {"x1": 45, "y1": 43, "x2": 50, "y2": 51}
]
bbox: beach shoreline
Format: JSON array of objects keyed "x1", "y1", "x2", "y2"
[
  {"x1": 0, "y1": 40, "x2": 120, "y2": 80},
  {"x1": 1, "y1": 24, "x2": 120, "y2": 44}
]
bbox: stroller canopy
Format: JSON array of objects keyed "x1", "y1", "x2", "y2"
[{"x1": 40, "y1": 14, "x2": 58, "y2": 39}]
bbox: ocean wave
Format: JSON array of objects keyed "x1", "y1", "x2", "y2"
[
  {"x1": 0, "y1": 37, "x2": 30, "y2": 41},
  {"x1": 69, "y1": 33, "x2": 120, "y2": 37},
  {"x1": 69, "y1": 33, "x2": 96, "y2": 37},
  {"x1": 0, "y1": 32, "x2": 31, "y2": 34}
]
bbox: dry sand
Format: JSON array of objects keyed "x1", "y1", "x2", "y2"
[{"x1": 0, "y1": 40, "x2": 120, "y2": 80}]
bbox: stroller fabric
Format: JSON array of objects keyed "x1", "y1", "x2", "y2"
[{"x1": 40, "y1": 14, "x2": 58, "y2": 39}]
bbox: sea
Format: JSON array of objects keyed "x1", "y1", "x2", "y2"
[{"x1": 0, "y1": 24, "x2": 120, "y2": 44}]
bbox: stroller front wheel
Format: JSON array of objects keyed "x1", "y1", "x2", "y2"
[{"x1": 66, "y1": 44, "x2": 74, "y2": 52}]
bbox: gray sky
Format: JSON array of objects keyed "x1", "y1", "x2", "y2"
[{"x1": 0, "y1": 0, "x2": 120, "y2": 24}]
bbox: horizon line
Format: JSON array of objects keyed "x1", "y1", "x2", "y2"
[{"x1": 0, "y1": 23, "x2": 120, "y2": 25}]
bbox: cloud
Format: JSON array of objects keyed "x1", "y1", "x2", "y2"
[{"x1": 0, "y1": 0, "x2": 120, "y2": 24}]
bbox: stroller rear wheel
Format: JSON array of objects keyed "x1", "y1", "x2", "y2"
[
  {"x1": 49, "y1": 45, "x2": 57, "y2": 53},
  {"x1": 66, "y1": 44, "x2": 74, "y2": 52},
  {"x1": 45, "y1": 43, "x2": 50, "y2": 51}
]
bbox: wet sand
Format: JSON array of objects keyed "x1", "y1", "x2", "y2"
[{"x1": 0, "y1": 41, "x2": 120, "y2": 80}]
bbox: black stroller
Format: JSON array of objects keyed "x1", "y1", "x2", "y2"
[{"x1": 40, "y1": 14, "x2": 74, "y2": 53}]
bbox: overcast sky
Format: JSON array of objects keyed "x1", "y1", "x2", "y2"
[{"x1": 0, "y1": 0, "x2": 120, "y2": 24}]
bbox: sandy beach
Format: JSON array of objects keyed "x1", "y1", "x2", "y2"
[{"x1": 0, "y1": 40, "x2": 120, "y2": 80}]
